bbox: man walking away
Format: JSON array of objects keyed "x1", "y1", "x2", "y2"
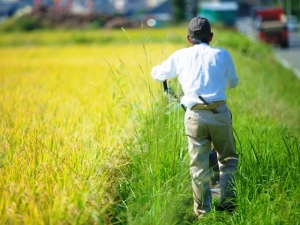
[{"x1": 151, "y1": 17, "x2": 239, "y2": 218}]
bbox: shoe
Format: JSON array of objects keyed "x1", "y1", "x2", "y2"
[
  {"x1": 197, "y1": 214, "x2": 204, "y2": 219},
  {"x1": 216, "y1": 205, "x2": 235, "y2": 213},
  {"x1": 194, "y1": 209, "x2": 207, "y2": 218}
]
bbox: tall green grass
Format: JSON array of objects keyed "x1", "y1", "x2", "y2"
[
  {"x1": 104, "y1": 28, "x2": 300, "y2": 224},
  {"x1": 0, "y1": 27, "x2": 299, "y2": 224}
]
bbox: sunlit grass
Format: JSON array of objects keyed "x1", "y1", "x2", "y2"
[
  {"x1": 0, "y1": 27, "x2": 187, "y2": 47},
  {"x1": 0, "y1": 42, "x2": 160, "y2": 224},
  {"x1": 0, "y1": 27, "x2": 299, "y2": 224}
]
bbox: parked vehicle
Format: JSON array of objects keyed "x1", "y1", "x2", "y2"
[
  {"x1": 287, "y1": 15, "x2": 299, "y2": 32},
  {"x1": 253, "y1": 7, "x2": 288, "y2": 48}
]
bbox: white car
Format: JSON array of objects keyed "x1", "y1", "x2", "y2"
[{"x1": 287, "y1": 15, "x2": 298, "y2": 32}]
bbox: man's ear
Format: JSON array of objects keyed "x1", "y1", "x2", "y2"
[
  {"x1": 209, "y1": 32, "x2": 214, "y2": 42},
  {"x1": 187, "y1": 35, "x2": 193, "y2": 44}
]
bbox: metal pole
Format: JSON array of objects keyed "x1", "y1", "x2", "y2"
[{"x1": 287, "y1": 0, "x2": 291, "y2": 15}]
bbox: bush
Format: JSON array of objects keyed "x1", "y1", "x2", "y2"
[{"x1": 0, "y1": 16, "x2": 52, "y2": 31}]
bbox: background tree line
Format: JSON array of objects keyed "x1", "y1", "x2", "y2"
[{"x1": 172, "y1": 0, "x2": 300, "y2": 23}]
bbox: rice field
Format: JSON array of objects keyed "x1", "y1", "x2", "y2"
[{"x1": 0, "y1": 27, "x2": 299, "y2": 224}]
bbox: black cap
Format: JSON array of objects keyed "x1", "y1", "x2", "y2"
[{"x1": 188, "y1": 17, "x2": 211, "y2": 38}]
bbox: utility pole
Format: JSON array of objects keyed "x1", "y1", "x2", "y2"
[
  {"x1": 287, "y1": 0, "x2": 291, "y2": 15},
  {"x1": 172, "y1": 0, "x2": 186, "y2": 23},
  {"x1": 186, "y1": 0, "x2": 198, "y2": 18}
]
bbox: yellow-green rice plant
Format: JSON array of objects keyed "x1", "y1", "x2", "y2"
[{"x1": 0, "y1": 40, "x2": 161, "y2": 224}]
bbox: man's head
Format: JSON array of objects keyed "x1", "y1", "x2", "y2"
[{"x1": 187, "y1": 17, "x2": 213, "y2": 44}]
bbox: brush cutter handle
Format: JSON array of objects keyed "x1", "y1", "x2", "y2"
[
  {"x1": 162, "y1": 80, "x2": 178, "y2": 101},
  {"x1": 162, "y1": 80, "x2": 186, "y2": 111},
  {"x1": 163, "y1": 80, "x2": 168, "y2": 92}
]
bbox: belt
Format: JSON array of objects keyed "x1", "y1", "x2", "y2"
[{"x1": 191, "y1": 100, "x2": 226, "y2": 110}]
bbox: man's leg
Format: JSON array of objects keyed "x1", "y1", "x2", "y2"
[
  {"x1": 185, "y1": 109, "x2": 213, "y2": 216},
  {"x1": 218, "y1": 158, "x2": 237, "y2": 210},
  {"x1": 188, "y1": 136, "x2": 212, "y2": 216},
  {"x1": 210, "y1": 105, "x2": 238, "y2": 210}
]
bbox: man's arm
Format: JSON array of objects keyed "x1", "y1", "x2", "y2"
[
  {"x1": 225, "y1": 52, "x2": 239, "y2": 89},
  {"x1": 151, "y1": 53, "x2": 178, "y2": 82}
]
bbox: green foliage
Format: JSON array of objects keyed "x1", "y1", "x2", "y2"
[
  {"x1": 0, "y1": 26, "x2": 299, "y2": 224},
  {"x1": 106, "y1": 27, "x2": 300, "y2": 224},
  {"x1": 172, "y1": 0, "x2": 186, "y2": 23},
  {"x1": 87, "y1": 19, "x2": 103, "y2": 30},
  {"x1": 113, "y1": 108, "x2": 191, "y2": 224},
  {"x1": 0, "y1": 16, "x2": 52, "y2": 31}
]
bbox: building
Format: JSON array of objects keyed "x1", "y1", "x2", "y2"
[
  {"x1": 199, "y1": 1, "x2": 239, "y2": 25},
  {"x1": 31, "y1": 0, "x2": 165, "y2": 13}
]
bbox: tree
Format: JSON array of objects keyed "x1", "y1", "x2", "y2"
[
  {"x1": 186, "y1": 0, "x2": 198, "y2": 18},
  {"x1": 273, "y1": 0, "x2": 300, "y2": 17},
  {"x1": 172, "y1": 0, "x2": 186, "y2": 23}
]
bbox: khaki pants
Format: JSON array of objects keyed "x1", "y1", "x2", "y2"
[{"x1": 184, "y1": 104, "x2": 238, "y2": 216}]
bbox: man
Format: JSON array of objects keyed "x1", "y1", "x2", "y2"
[{"x1": 151, "y1": 17, "x2": 239, "y2": 217}]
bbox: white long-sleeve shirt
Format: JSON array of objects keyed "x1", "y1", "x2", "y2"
[{"x1": 151, "y1": 43, "x2": 239, "y2": 109}]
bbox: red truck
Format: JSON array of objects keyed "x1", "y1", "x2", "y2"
[{"x1": 253, "y1": 7, "x2": 288, "y2": 48}]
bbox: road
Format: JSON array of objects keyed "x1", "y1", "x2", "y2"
[
  {"x1": 236, "y1": 17, "x2": 300, "y2": 79},
  {"x1": 274, "y1": 32, "x2": 300, "y2": 78}
]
